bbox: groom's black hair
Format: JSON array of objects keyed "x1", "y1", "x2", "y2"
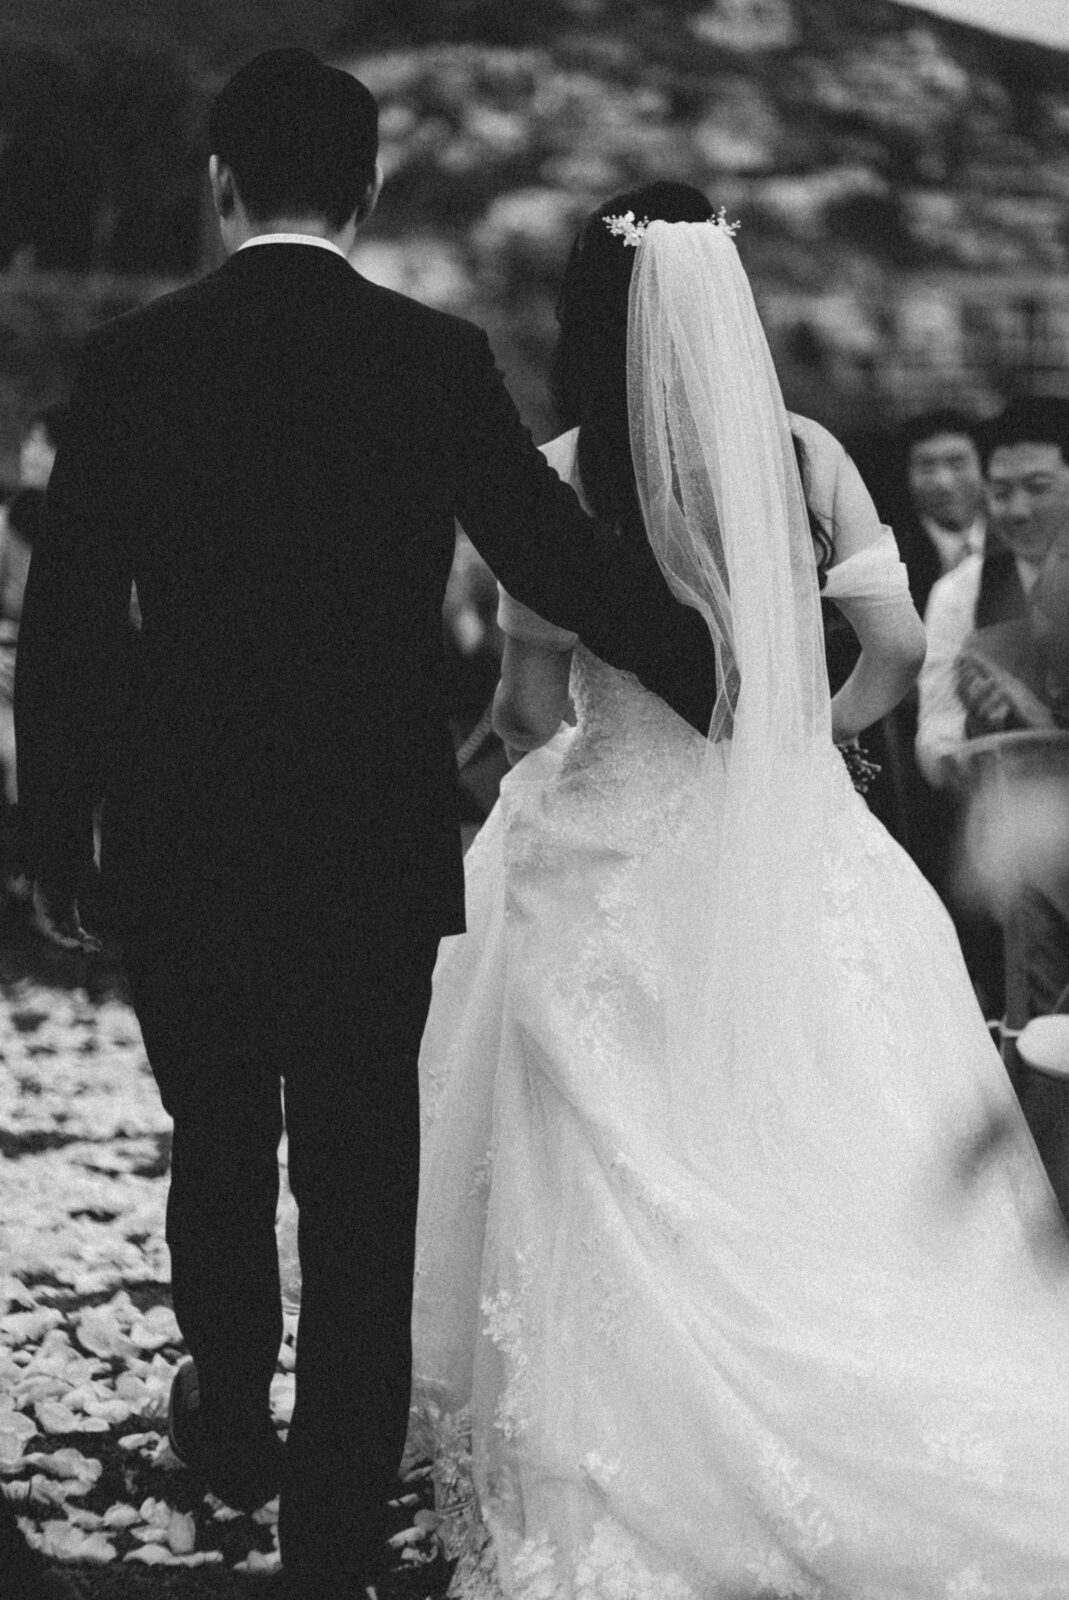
[{"x1": 209, "y1": 49, "x2": 378, "y2": 231}]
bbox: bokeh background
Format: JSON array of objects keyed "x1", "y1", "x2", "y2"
[{"x1": 1, "y1": 0, "x2": 1068, "y2": 501}]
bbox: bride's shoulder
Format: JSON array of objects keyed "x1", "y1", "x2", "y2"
[
  {"x1": 538, "y1": 427, "x2": 580, "y2": 482},
  {"x1": 788, "y1": 411, "x2": 845, "y2": 466},
  {"x1": 788, "y1": 412, "x2": 858, "y2": 520}
]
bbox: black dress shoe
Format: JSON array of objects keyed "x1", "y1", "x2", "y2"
[
  {"x1": 167, "y1": 1358, "x2": 283, "y2": 1512},
  {"x1": 166, "y1": 1357, "x2": 205, "y2": 1472}
]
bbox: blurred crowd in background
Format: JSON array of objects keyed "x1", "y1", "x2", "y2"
[{"x1": 1, "y1": 1, "x2": 1069, "y2": 1194}]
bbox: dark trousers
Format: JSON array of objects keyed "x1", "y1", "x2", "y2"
[{"x1": 126, "y1": 885, "x2": 439, "y2": 1582}]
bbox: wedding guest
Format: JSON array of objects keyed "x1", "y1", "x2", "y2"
[
  {"x1": 860, "y1": 411, "x2": 985, "y2": 886},
  {"x1": 913, "y1": 398, "x2": 1069, "y2": 1015},
  {"x1": 895, "y1": 408, "x2": 986, "y2": 614},
  {"x1": 917, "y1": 397, "x2": 1069, "y2": 784}
]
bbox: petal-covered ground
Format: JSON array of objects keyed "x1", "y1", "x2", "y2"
[{"x1": 0, "y1": 967, "x2": 451, "y2": 1598}]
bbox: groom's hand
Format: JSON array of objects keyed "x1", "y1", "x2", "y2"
[{"x1": 32, "y1": 880, "x2": 103, "y2": 955}]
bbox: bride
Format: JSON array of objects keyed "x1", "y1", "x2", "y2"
[{"x1": 408, "y1": 183, "x2": 1069, "y2": 1597}]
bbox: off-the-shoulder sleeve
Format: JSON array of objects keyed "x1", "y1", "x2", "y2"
[
  {"x1": 497, "y1": 430, "x2": 581, "y2": 649},
  {"x1": 822, "y1": 530, "x2": 911, "y2": 605}
]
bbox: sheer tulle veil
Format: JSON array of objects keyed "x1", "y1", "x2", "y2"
[
  {"x1": 628, "y1": 221, "x2": 841, "y2": 1171},
  {"x1": 627, "y1": 219, "x2": 829, "y2": 748}
]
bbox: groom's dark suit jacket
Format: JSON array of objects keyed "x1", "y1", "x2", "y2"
[{"x1": 16, "y1": 243, "x2": 716, "y2": 941}]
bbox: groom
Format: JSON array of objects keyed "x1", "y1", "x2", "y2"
[{"x1": 15, "y1": 49, "x2": 716, "y2": 1597}]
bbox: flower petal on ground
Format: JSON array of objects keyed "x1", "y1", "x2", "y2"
[
  {"x1": 124, "y1": 1543, "x2": 177, "y2": 1564},
  {"x1": 101, "y1": 1501, "x2": 141, "y2": 1529},
  {"x1": 238, "y1": 1549, "x2": 283, "y2": 1575},
  {"x1": 166, "y1": 1508, "x2": 197, "y2": 1553},
  {"x1": 37, "y1": 1519, "x2": 117, "y2": 1563},
  {"x1": 75, "y1": 1308, "x2": 137, "y2": 1360},
  {"x1": 35, "y1": 1400, "x2": 79, "y2": 1434}
]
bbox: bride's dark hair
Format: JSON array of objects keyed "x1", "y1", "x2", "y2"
[{"x1": 550, "y1": 181, "x2": 833, "y2": 586}]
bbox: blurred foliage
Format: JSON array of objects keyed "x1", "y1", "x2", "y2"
[
  {"x1": 1, "y1": 0, "x2": 1068, "y2": 471},
  {"x1": 0, "y1": 0, "x2": 351, "y2": 68},
  {"x1": 337, "y1": 1, "x2": 1069, "y2": 440}
]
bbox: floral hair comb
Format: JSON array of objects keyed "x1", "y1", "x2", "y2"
[{"x1": 603, "y1": 206, "x2": 741, "y2": 248}]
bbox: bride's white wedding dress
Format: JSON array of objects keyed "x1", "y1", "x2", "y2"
[{"x1": 409, "y1": 425, "x2": 1069, "y2": 1599}]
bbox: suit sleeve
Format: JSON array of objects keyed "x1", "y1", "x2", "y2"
[
  {"x1": 15, "y1": 331, "x2": 136, "y2": 890},
  {"x1": 449, "y1": 326, "x2": 717, "y2": 731}
]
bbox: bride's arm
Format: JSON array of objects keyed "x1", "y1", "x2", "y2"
[
  {"x1": 811, "y1": 436, "x2": 927, "y2": 744},
  {"x1": 492, "y1": 635, "x2": 574, "y2": 764},
  {"x1": 829, "y1": 593, "x2": 926, "y2": 745}
]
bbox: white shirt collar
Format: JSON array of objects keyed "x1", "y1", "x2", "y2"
[
  {"x1": 921, "y1": 514, "x2": 985, "y2": 572},
  {"x1": 238, "y1": 234, "x2": 349, "y2": 260}
]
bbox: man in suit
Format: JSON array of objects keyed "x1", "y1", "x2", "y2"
[
  {"x1": 863, "y1": 410, "x2": 985, "y2": 882},
  {"x1": 14, "y1": 50, "x2": 716, "y2": 1599},
  {"x1": 894, "y1": 408, "x2": 987, "y2": 617}
]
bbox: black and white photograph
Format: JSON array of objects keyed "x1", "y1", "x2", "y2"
[{"x1": 2, "y1": 2, "x2": 1069, "y2": 1597}]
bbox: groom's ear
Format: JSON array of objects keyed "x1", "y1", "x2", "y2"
[
  {"x1": 353, "y1": 159, "x2": 384, "y2": 228},
  {"x1": 209, "y1": 154, "x2": 236, "y2": 221}
]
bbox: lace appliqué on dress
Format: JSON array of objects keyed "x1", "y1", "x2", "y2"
[
  {"x1": 920, "y1": 1410, "x2": 1006, "y2": 1496},
  {"x1": 404, "y1": 1394, "x2": 504, "y2": 1599},
  {"x1": 572, "y1": 1519, "x2": 698, "y2": 1600},
  {"x1": 578, "y1": 1223, "x2": 627, "y2": 1354},
  {"x1": 482, "y1": 1250, "x2": 536, "y2": 1444},
  {"x1": 756, "y1": 1438, "x2": 837, "y2": 1565},
  {"x1": 478, "y1": 1518, "x2": 701, "y2": 1600},
  {"x1": 818, "y1": 771, "x2": 899, "y2": 1059}
]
